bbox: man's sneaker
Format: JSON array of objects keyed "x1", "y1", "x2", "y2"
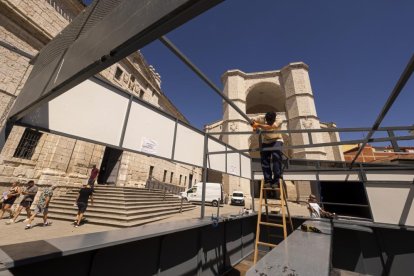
[
  {"x1": 5, "y1": 219, "x2": 14, "y2": 225},
  {"x1": 271, "y1": 184, "x2": 279, "y2": 189},
  {"x1": 43, "y1": 221, "x2": 52, "y2": 227},
  {"x1": 23, "y1": 218, "x2": 29, "y2": 223},
  {"x1": 25, "y1": 224, "x2": 32, "y2": 229},
  {"x1": 263, "y1": 182, "x2": 272, "y2": 188}
]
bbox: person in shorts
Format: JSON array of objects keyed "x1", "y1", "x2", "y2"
[
  {"x1": 74, "y1": 183, "x2": 94, "y2": 227},
  {"x1": 7, "y1": 180, "x2": 38, "y2": 224},
  {"x1": 1, "y1": 181, "x2": 21, "y2": 219},
  {"x1": 25, "y1": 185, "x2": 57, "y2": 229}
]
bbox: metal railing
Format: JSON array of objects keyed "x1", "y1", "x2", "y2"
[{"x1": 145, "y1": 176, "x2": 185, "y2": 196}]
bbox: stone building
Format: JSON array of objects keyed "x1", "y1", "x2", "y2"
[
  {"x1": 205, "y1": 66, "x2": 344, "y2": 199},
  {"x1": 0, "y1": 0, "x2": 202, "y2": 188}
]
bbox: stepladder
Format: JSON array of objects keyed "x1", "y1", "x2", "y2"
[{"x1": 253, "y1": 178, "x2": 294, "y2": 264}]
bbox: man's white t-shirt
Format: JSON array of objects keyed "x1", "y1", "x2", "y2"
[{"x1": 309, "y1": 202, "x2": 322, "y2": 218}]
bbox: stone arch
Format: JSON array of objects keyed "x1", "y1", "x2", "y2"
[{"x1": 245, "y1": 82, "x2": 285, "y2": 114}]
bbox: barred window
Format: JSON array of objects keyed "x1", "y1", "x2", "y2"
[
  {"x1": 114, "y1": 67, "x2": 123, "y2": 80},
  {"x1": 13, "y1": 129, "x2": 42, "y2": 160}
]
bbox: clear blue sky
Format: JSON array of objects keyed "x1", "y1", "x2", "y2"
[{"x1": 87, "y1": 1, "x2": 414, "y2": 144}]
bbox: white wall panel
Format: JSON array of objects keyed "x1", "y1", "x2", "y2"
[
  {"x1": 207, "y1": 138, "x2": 226, "y2": 172},
  {"x1": 366, "y1": 183, "x2": 414, "y2": 226},
  {"x1": 366, "y1": 171, "x2": 414, "y2": 182},
  {"x1": 123, "y1": 99, "x2": 175, "y2": 159},
  {"x1": 22, "y1": 79, "x2": 129, "y2": 146},
  {"x1": 240, "y1": 155, "x2": 251, "y2": 178},
  {"x1": 227, "y1": 153, "x2": 240, "y2": 176},
  {"x1": 174, "y1": 124, "x2": 204, "y2": 167}
]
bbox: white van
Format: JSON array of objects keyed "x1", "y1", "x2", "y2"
[
  {"x1": 180, "y1": 182, "x2": 223, "y2": 207},
  {"x1": 230, "y1": 191, "x2": 245, "y2": 206}
]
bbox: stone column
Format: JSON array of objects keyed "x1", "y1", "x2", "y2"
[
  {"x1": 281, "y1": 63, "x2": 326, "y2": 200},
  {"x1": 221, "y1": 70, "x2": 250, "y2": 149},
  {"x1": 280, "y1": 62, "x2": 327, "y2": 160},
  {"x1": 221, "y1": 70, "x2": 251, "y2": 194}
]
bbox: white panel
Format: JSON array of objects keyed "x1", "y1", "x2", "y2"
[
  {"x1": 174, "y1": 124, "x2": 204, "y2": 167},
  {"x1": 253, "y1": 172, "x2": 263, "y2": 180},
  {"x1": 318, "y1": 172, "x2": 360, "y2": 181},
  {"x1": 22, "y1": 79, "x2": 129, "y2": 145},
  {"x1": 366, "y1": 171, "x2": 414, "y2": 182},
  {"x1": 283, "y1": 172, "x2": 317, "y2": 181},
  {"x1": 123, "y1": 100, "x2": 175, "y2": 159},
  {"x1": 207, "y1": 138, "x2": 226, "y2": 172},
  {"x1": 366, "y1": 183, "x2": 414, "y2": 226},
  {"x1": 227, "y1": 153, "x2": 240, "y2": 176},
  {"x1": 240, "y1": 155, "x2": 251, "y2": 179}
]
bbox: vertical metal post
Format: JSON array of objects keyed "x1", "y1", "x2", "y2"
[
  {"x1": 180, "y1": 196, "x2": 183, "y2": 213},
  {"x1": 387, "y1": 130, "x2": 401, "y2": 152},
  {"x1": 200, "y1": 133, "x2": 209, "y2": 219}
]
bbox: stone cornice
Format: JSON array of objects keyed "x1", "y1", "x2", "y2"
[
  {"x1": 287, "y1": 115, "x2": 320, "y2": 121},
  {"x1": 285, "y1": 92, "x2": 314, "y2": 101},
  {"x1": 221, "y1": 69, "x2": 281, "y2": 84},
  {"x1": 224, "y1": 98, "x2": 246, "y2": 104},
  {"x1": 280, "y1": 62, "x2": 309, "y2": 74},
  {"x1": 1, "y1": 0, "x2": 53, "y2": 46}
]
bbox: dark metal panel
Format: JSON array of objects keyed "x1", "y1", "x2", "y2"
[
  {"x1": 241, "y1": 216, "x2": 256, "y2": 258},
  {"x1": 200, "y1": 224, "x2": 225, "y2": 276},
  {"x1": 225, "y1": 219, "x2": 243, "y2": 267},
  {"x1": 159, "y1": 229, "x2": 199, "y2": 276},
  {"x1": 89, "y1": 237, "x2": 161, "y2": 276}
]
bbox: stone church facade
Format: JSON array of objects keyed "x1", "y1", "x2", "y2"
[
  {"x1": 0, "y1": 0, "x2": 202, "y2": 189},
  {"x1": 205, "y1": 66, "x2": 344, "y2": 200}
]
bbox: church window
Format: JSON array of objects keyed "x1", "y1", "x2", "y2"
[
  {"x1": 13, "y1": 129, "x2": 42, "y2": 160},
  {"x1": 115, "y1": 67, "x2": 123, "y2": 80}
]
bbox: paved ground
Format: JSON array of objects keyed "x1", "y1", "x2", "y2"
[{"x1": 0, "y1": 200, "x2": 309, "y2": 246}]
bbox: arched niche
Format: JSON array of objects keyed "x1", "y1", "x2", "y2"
[{"x1": 246, "y1": 82, "x2": 285, "y2": 114}]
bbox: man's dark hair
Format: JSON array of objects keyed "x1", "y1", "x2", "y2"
[
  {"x1": 265, "y1": 112, "x2": 276, "y2": 125},
  {"x1": 27, "y1": 180, "x2": 34, "y2": 185}
]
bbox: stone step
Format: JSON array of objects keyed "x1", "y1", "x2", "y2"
[
  {"x1": 46, "y1": 213, "x2": 172, "y2": 228},
  {"x1": 51, "y1": 199, "x2": 189, "y2": 208},
  {"x1": 52, "y1": 196, "x2": 181, "y2": 204},
  {"x1": 92, "y1": 186, "x2": 178, "y2": 194},
  {"x1": 54, "y1": 197, "x2": 179, "y2": 206},
  {"x1": 47, "y1": 206, "x2": 195, "y2": 224},
  {"x1": 49, "y1": 201, "x2": 194, "y2": 212},
  {"x1": 68, "y1": 189, "x2": 171, "y2": 196},
  {"x1": 63, "y1": 189, "x2": 176, "y2": 196},
  {"x1": 47, "y1": 205, "x2": 195, "y2": 219},
  {"x1": 46, "y1": 185, "x2": 192, "y2": 228}
]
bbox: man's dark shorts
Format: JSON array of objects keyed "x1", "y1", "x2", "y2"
[
  {"x1": 77, "y1": 202, "x2": 88, "y2": 213},
  {"x1": 20, "y1": 200, "x2": 33, "y2": 208}
]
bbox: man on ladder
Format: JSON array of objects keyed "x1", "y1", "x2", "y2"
[
  {"x1": 251, "y1": 111, "x2": 284, "y2": 189},
  {"x1": 251, "y1": 111, "x2": 292, "y2": 264}
]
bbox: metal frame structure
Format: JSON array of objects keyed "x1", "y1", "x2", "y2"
[{"x1": 6, "y1": 0, "x2": 414, "y2": 223}]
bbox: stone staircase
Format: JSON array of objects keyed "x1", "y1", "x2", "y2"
[{"x1": 47, "y1": 185, "x2": 196, "y2": 227}]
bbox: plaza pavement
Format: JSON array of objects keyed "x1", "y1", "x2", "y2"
[{"x1": 0, "y1": 201, "x2": 309, "y2": 246}]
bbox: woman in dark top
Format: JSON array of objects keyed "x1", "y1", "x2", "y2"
[
  {"x1": 74, "y1": 183, "x2": 94, "y2": 227},
  {"x1": 1, "y1": 182, "x2": 21, "y2": 219}
]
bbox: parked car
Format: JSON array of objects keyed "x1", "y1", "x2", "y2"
[
  {"x1": 230, "y1": 191, "x2": 245, "y2": 206},
  {"x1": 180, "y1": 182, "x2": 223, "y2": 207}
]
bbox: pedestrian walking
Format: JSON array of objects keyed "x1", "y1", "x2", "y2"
[{"x1": 25, "y1": 185, "x2": 58, "y2": 229}]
